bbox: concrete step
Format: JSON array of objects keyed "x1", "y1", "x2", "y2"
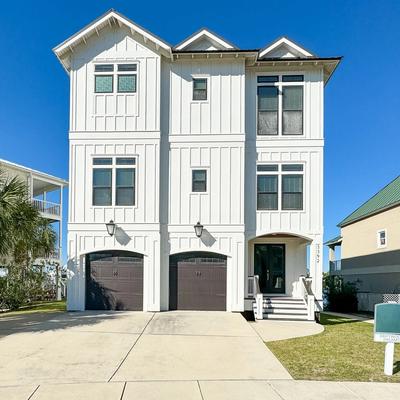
[
  {"x1": 262, "y1": 302, "x2": 306, "y2": 309},
  {"x1": 262, "y1": 313, "x2": 309, "y2": 321},
  {"x1": 263, "y1": 307, "x2": 307, "y2": 315}
]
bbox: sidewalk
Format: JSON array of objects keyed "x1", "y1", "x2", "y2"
[{"x1": 2, "y1": 379, "x2": 399, "y2": 399}]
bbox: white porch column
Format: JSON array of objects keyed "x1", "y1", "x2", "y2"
[
  {"x1": 328, "y1": 246, "x2": 335, "y2": 262},
  {"x1": 309, "y1": 236, "x2": 323, "y2": 310}
]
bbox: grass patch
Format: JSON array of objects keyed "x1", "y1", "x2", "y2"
[
  {"x1": 0, "y1": 300, "x2": 66, "y2": 317},
  {"x1": 266, "y1": 313, "x2": 400, "y2": 382}
]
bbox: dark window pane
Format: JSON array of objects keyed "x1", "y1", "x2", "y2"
[
  {"x1": 282, "y1": 175, "x2": 303, "y2": 210},
  {"x1": 192, "y1": 170, "x2": 207, "y2": 192},
  {"x1": 116, "y1": 169, "x2": 134, "y2": 186},
  {"x1": 258, "y1": 86, "x2": 278, "y2": 110},
  {"x1": 118, "y1": 64, "x2": 137, "y2": 71},
  {"x1": 257, "y1": 175, "x2": 278, "y2": 210},
  {"x1": 282, "y1": 164, "x2": 303, "y2": 171},
  {"x1": 95, "y1": 75, "x2": 113, "y2": 93},
  {"x1": 257, "y1": 165, "x2": 278, "y2": 172},
  {"x1": 283, "y1": 86, "x2": 303, "y2": 135},
  {"x1": 93, "y1": 188, "x2": 112, "y2": 206},
  {"x1": 116, "y1": 157, "x2": 136, "y2": 165},
  {"x1": 95, "y1": 64, "x2": 114, "y2": 72},
  {"x1": 193, "y1": 79, "x2": 207, "y2": 101},
  {"x1": 93, "y1": 158, "x2": 112, "y2": 165},
  {"x1": 116, "y1": 187, "x2": 135, "y2": 206},
  {"x1": 93, "y1": 169, "x2": 111, "y2": 186},
  {"x1": 118, "y1": 75, "x2": 136, "y2": 93},
  {"x1": 257, "y1": 76, "x2": 279, "y2": 83},
  {"x1": 282, "y1": 75, "x2": 304, "y2": 82}
]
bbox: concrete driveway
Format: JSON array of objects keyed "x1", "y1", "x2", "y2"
[{"x1": 0, "y1": 310, "x2": 290, "y2": 399}]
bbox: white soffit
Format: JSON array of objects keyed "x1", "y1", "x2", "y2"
[
  {"x1": 175, "y1": 28, "x2": 237, "y2": 51},
  {"x1": 53, "y1": 9, "x2": 172, "y2": 71},
  {"x1": 259, "y1": 37, "x2": 314, "y2": 59}
]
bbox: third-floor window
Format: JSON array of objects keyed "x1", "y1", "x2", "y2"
[
  {"x1": 257, "y1": 75, "x2": 304, "y2": 136},
  {"x1": 94, "y1": 63, "x2": 137, "y2": 94}
]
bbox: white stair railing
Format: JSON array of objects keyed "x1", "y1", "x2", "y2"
[
  {"x1": 253, "y1": 275, "x2": 264, "y2": 320},
  {"x1": 299, "y1": 276, "x2": 315, "y2": 321}
]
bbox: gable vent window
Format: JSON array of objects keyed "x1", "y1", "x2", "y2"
[
  {"x1": 257, "y1": 74, "x2": 304, "y2": 136},
  {"x1": 193, "y1": 78, "x2": 208, "y2": 101},
  {"x1": 94, "y1": 63, "x2": 137, "y2": 94}
]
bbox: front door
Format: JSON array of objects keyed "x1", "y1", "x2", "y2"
[{"x1": 254, "y1": 244, "x2": 285, "y2": 294}]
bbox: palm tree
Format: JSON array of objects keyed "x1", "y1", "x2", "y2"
[{"x1": 0, "y1": 169, "x2": 56, "y2": 265}]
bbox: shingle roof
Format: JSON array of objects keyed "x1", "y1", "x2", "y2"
[{"x1": 338, "y1": 175, "x2": 400, "y2": 227}]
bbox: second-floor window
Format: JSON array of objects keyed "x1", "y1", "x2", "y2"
[
  {"x1": 192, "y1": 169, "x2": 207, "y2": 192},
  {"x1": 92, "y1": 157, "x2": 136, "y2": 206},
  {"x1": 257, "y1": 75, "x2": 304, "y2": 136},
  {"x1": 94, "y1": 64, "x2": 137, "y2": 94},
  {"x1": 257, "y1": 164, "x2": 304, "y2": 210},
  {"x1": 377, "y1": 229, "x2": 387, "y2": 248}
]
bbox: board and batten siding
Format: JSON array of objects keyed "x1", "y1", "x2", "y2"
[
  {"x1": 169, "y1": 143, "x2": 244, "y2": 226},
  {"x1": 69, "y1": 140, "x2": 159, "y2": 225},
  {"x1": 70, "y1": 25, "x2": 160, "y2": 133},
  {"x1": 168, "y1": 60, "x2": 245, "y2": 135}
]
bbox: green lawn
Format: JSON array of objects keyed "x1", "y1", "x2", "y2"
[
  {"x1": 0, "y1": 300, "x2": 66, "y2": 317},
  {"x1": 266, "y1": 313, "x2": 400, "y2": 382}
]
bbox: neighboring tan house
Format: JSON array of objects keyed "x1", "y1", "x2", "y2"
[
  {"x1": 326, "y1": 175, "x2": 400, "y2": 311},
  {"x1": 54, "y1": 9, "x2": 340, "y2": 320},
  {"x1": 0, "y1": 159, "x2": 68, "y2": 298}
]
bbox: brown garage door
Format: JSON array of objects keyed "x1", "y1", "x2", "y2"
[
  {"x1": 86, "y1": 251, "x2": 143, "y2": 311},
  {"x1": 169, "y1": 252, "x2": 227, "y2": 311}
]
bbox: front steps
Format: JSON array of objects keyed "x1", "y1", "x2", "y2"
[{"x1": 254, "y1": 296, "x2": 309, "y2": 321}]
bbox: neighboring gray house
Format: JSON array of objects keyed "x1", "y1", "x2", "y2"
[{"x1": 326, "y1": 176, "x2": 400, "y2": 311}]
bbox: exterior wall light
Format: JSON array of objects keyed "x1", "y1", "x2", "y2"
[
  {"x1": 194, "y1": 221, "x2": 204, "y2": 238},
  {"x1": 106, "y1": 220, "x2": 116, "y2": 236}
]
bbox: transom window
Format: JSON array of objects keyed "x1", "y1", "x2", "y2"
[
  {"x1": 94, "y1": 64, "x2": 137, "y2": 94},
  {"x1": 92, "y1": 157, "x2": 136, "y2": 206},
  {"x1": 257, "y1": 164, "x2": 304, "y2": 210},
  {"x1": 257, "y1": 75, "x2": 304, "y2": 136},
  {"x1": 192, "y1": 169, "x2": 207, "y2": 192},
  {"x1": 192, "y1": 78, "x2": 208, "y2": 101}
]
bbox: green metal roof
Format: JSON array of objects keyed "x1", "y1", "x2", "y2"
[
  {"x1": 324, "y1": 235, "x2": 342, "y2": 246},
  {"x1": 338, "y1": 175, "x2": 400, "y2": 227}
]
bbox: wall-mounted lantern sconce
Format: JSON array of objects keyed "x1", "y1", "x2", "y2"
[
  {"x1": 106, "y1": 220, "x2": 117, "y2": 236},
  {"x1": 194, "y1": 221, "x2": 204, "y2": 238}
]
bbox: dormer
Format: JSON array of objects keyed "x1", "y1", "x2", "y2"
[
  {"x1": 174, "y1": 28, "x2": 238, "y2": 51},
  {"x1": 258, "y1": 37, "x2": 314, "y2": 59}
]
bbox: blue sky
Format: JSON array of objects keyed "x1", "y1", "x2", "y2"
[{"x1": 1, "y1": 1, "x2": 399, "y2": 269}]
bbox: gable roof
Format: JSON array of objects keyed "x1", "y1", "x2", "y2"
[
  {"x1": 174, "y1": 28, "x2": 238, "y2": 51},
  {"x1": 53, "y1": 9, "x2": 172, "y2": 71},
  {"x1": 259, "y1": 36, "x2": 314, "y2": 59},
  {"x1": 338, "y1": 176, "x2": 400, "y2": 227}
]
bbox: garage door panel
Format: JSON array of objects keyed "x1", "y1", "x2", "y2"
[
  {"x1": 86, "y1": 252, "x2": 143, "y2": 311},
  {"x1": 169, "y1": 252, "x2": 227, "y2": 311}
]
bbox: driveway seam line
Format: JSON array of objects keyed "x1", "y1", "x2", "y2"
[
  {"x1": 267, "y1": 381, "x2": 286, "y2": 400},
  {"x1": 27, "y1": 384, "x2": 40, "y2": 400},
  {"x1": 197, "y1": 380, "x2": 205, "y2": 400},
  {"x1": 107, "y1": 313, "x2": 155, "y2": 382},
  {"x1": 119, "y1": 382, "x2": 127, "y2": 400},
  {"x1": 339, "y1": 382, "x2": 364, "y2": 399}
]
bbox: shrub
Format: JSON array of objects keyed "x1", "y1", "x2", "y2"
[{"x1": 323, "y1": 274, "x2": 358, "y2": 312}]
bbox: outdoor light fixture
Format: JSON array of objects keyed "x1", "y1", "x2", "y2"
[
  {"x1": 106, "y1": 220, "x2": 116, "y2": 236},
  {"x1": 194, "y1": 221, "x2": 204, "y2": 238}
]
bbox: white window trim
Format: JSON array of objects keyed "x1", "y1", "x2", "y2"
[
  {"x1": 377, "y1": 229, "x2": 387, "y2": 249},
  {"x1": 256, "y1": 163, "x2": 305, "y2": 211},
  {"x1": 93, "y1": 61, "x2": 138, "y2": 94},
  {"x1": 191, "y1": 75, "x2": 210, "y2": 103},
  {"x1": 256, "y1": 72, "x2": 305, "y2": 138},
  {"x1": 92, "y1": 155, "x2": 138, "y2": 208}
]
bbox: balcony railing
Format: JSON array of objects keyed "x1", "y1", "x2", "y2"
[
  {"x1": 32, "y1": 199, "x2": 61, "y2": 218},
  {"x1": 329, "y1": 260, "x2": 342, "y2": 274}
]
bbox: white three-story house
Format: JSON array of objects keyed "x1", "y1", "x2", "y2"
[{"x1": 54, "y1": 9, "x2": 340, "y2": 320}]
